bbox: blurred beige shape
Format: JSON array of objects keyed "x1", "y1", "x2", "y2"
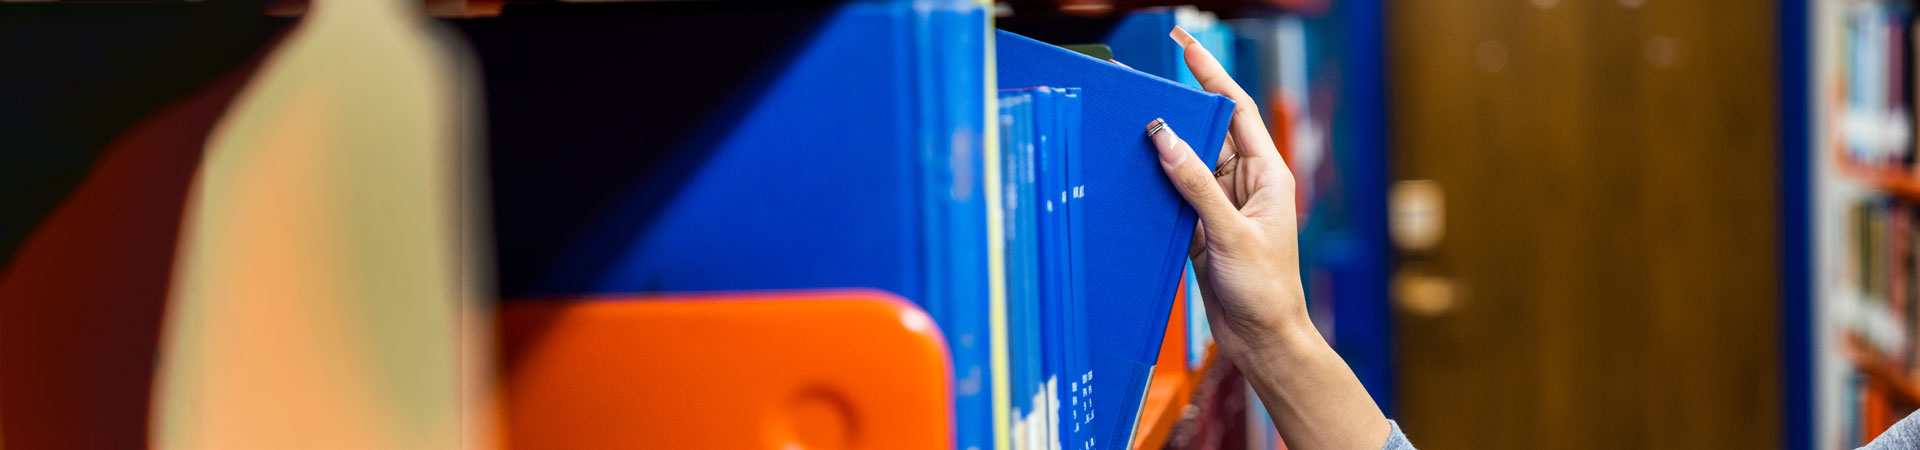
[
  {"x1": 1393, "y1": 270, "x2": 1459, "y2": 318},
  {"x1": 1390, "y1": 180, "x2": 1445, "y2": 253},
  {"x1": 152, "y1": 0, "x2": 488, "y2": 448}
]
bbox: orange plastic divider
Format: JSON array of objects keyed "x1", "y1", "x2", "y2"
[
  {"x1": 1133, "y1": 275, "x2": 1193, "y2": 450},
  {"x1": 497, "y1": 289, "x2": 955, "y2": 450}
]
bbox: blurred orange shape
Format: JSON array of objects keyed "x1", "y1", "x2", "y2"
[{"x1": 497, "y1": 290, "x2": 956, "y2": 450}]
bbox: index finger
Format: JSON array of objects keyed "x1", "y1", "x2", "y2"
[{"x1": 1171, "y1": 26, "x2": 1279, "y2": 160}]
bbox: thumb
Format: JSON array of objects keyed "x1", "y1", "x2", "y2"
[{"x1": 1148, "y1": 118, "x2": 1244, "y2": 232}]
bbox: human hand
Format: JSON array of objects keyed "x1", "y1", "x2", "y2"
[{"x1": 1148, "y1": 27, "x2": 1314, "y2": 366}]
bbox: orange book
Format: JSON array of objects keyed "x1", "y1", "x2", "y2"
[{"x1": 1866, "y1": 380, "x2": 1892, "y2": 443}]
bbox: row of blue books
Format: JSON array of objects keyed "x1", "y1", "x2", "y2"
[
  {"x1": 1000, "y1": 85, "x2": 1096, "y2": 450},
  {"x1": 1840, "y1": 0, "x2": 1916, "y2": 169},
  {"x1": 465, "y1": 2, "x2": 1232, "y2": 449},
  {"x1": 997, "y1": 26, "x2": 1235, "y2": 450}
]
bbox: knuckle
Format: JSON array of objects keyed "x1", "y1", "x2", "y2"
[
  {"x1": 1233, "y1": 102, "x2": 1260, "y2": 118},
  {"x1": 1177, "y1": 170, "x2": 1216, "y2": 194}
]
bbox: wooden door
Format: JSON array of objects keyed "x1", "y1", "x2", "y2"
[{"x1": 1385, "y1": 1, "x2": 1780, "y2": 449}]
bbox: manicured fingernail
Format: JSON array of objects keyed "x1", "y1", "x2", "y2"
[
  {"x1": 1146, "y1": 118, "x2": 1186, "y2": 165},
  {"x1": 1170, "y1": 26, "x2": 1198, "y2": 48}
]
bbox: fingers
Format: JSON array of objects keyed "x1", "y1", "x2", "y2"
[
  {"x1": 1148, "y1": 118, "x2": 1244, "y2": 232},
  {"x1": 1170, "y1": 27, "x2": 1280, "y2": 160}
]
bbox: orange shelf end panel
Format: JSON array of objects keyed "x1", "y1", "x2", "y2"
[
  {"x1": 1133, "y1": 275, "x2": 1193, "y2": 450},
  {"x1": 497, "y1": 289, "x2": 955, "y2": 450}
]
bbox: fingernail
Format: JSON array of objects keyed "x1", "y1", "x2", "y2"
[
  {"x1": 1146, "y1": 118, "x2": 1186, "y2": 165},
  {"x1": 1169, "y1": 26, "x2": 1199, "y2": 48}
]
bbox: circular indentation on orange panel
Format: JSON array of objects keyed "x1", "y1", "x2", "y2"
[{"x1": 773, "y1": 386, "x2": 857, "y2": 450}]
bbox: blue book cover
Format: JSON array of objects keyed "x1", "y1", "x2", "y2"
[
  {"x1": 1000, "y1": 89, "x2": 1040, "y2": 448},
  {"x1": 1108, "y1": 7, "x2": 1236, "y2": 90},
  {"x1": 997, "y1": 29, "x2": 1235, "y2": 450},
  {"x1": 1104, "y1": 9, "x2": 1182, "y2": 81},
  {"x1": 1021, "y1": 89, "x2": 1047, "y2": 450},
  {"x1": 1031, "y1": 86, "x2": 1067, "y2": 450},
  {"x1": 1022, "y1": 89, "x2": 1047, "y2": 450},
  {"x1": 1058, "y1": 87, "x2": 1095, "y2": 450},
  {"x1": 927, "y1": 6, "x2": 994, "y2": 448},
  {"x1": 1186, "y1": 260, "x2": 1212, "y2": 370},
  {"x1": 462, "y1": 2, "x2": 993, "y2": 449},
  {"x1": 1010, "y1": 85, "x2": 1089, "y2": 450}
]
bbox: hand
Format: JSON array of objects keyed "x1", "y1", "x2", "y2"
[
  {"x1": 1149, "y1": 27, "x2": 1312, "y2": 364},
  {"x1": 1150, "y1": 26, "x2": 1392, "y2": 450}
]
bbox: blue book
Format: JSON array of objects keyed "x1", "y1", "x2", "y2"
[
  {"x1": 1058, "y1": 87, "x2": 1096, "y2": 450},
  {"x1": 1104, "y1": 9, "x2": 1184, "y2": 82},
  {"x1": 460, "y1": 2, "x2": 993, "y2": 450},
  {"x1": 1032, "y1": 86, "x2": 1068, "y2": 450},
  {"x1": 1029, "y1": 85, "x2": 1090, "y2": 450},
  {"x1": 1020, "y1": 89, "x2": 1047, "y2": 450},
  {"x1": 1186, "y1": 260, "x2": 1212, "y2": 370},
  {"x1": 997, "y1": 29, "x2": 1235, "y2": 450},
  {"x1": 1000, "y1": 89, "x2": 1038, "y2": 448},
  {"x1": 1105, "y1": 7, "x2": 1234, "y2": 90},
  {"x1": 1009, "y1": 85, "x2": 1088, "y2": 450}
]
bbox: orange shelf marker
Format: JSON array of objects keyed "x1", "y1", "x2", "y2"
[{"x1": 498, "y1": 290, "x2": 955, "y2": 450}]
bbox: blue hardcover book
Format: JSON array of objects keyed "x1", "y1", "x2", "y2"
[
  {"x1": 1031, "y1": 86, "x2": 1067, "y2": 450},
  {"x1": 1010, "y1": 85, "x2": 1087, "y2": 450},
  {"x1": 1000, "y1": 89, "x2": 1041, "y2": 449},
  {"x1": 459, "y1": 2, "x2": 993, "y2": 450},
  {"x1": 1022, "y1": 89, "x2": 1047, "y2": 450},
  {"x1": 1103, "y1": 9, "x2": 1182, "y2": 81},
  {"x1": 927, "y1": 6, "x2": 994, "y2": 448},
  {"x1": 1058, "y1": 87, "x2": 1095, "y2": 450},
  {"x1": 996, "y1": 29, "x2": 1235, "y2": 450},
  {"x1": 1185, "y1": 260, "x2": 1211, "y2": 370},
  {"x1": 1107, "y1": 8, "x2": 1236, "y2": 91}
]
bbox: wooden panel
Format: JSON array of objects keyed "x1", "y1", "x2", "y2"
[{"x1": 1386, "y1": 1, "x2": 1779, "y2": 449}]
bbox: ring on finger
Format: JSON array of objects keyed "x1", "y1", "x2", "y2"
[{"x1": 1213, "y1": 152, "x2": 1239, "y2": 178}]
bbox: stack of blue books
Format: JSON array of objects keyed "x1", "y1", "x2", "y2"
[
  {"x1": 462, "y1": 2, "x2": 994, "y2": 450},
  {"x1": 999, "y1": 85, "x2": 1092, "y2": 450},
  {"x1": 997, "y1": 28, "x2": 1234, "y2": 450},
  {"x1": 467, "y1": 2, "x2": 1233, "y2": 448}
]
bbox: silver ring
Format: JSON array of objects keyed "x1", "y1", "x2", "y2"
[
  {"x1": 1213, "y1": 152, "x2": 1239, "y2": 177},
  {"x1": 1145, "y1": 119, "x2": 1168, "y2": 138}
]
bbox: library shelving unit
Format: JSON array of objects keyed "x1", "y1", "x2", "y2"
[
  {"x1": 1793, "y1": 0, "x2": 1920, "y2": 448},
  {"x1": 1000, "y1": 1, "x2": 1393, "y2": 448},
  {"x1": 455, "y1": 1, "x2": 1392, "y2": 449},
  {"x1": 1004, "y1": 2, "x2": 1392, "y2": 448}
]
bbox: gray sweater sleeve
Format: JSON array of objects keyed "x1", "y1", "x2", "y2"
[
  {"x1": 1862, "y1": 412, "x2": 1920, "y2": 450},
  {"x1": 1382, "y1": 420, "x2": 1416, "y2": 450},
  {"x1": 1379, "y1": 412, "x2": 1920, "y2": 450}
]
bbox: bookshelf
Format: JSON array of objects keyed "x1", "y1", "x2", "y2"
[
  {"x1": 1834, "y1": 155, "x2": 1920, "y2": 203},
  {"x1": 994, "y1": 3, "x2": 1390, "y2": 449},
  {"x1": 1845, "y1": 334, "x2": 1920, "y2": 406},
  {"x1": 0, "y1": 1, "x2": 1390, "y2": 449},
  {"x1": 448, "y1": 2, "x2": 1388, "y2": 449},
  {"x1": 1800, "y1": 0, "x2": 1920, "y2": 447}
]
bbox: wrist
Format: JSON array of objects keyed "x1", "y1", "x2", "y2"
[
  {"x1": 1237, "y1": 282, "x2": 1324, "y2": 366},
  {"x1": 1240, "y1": 315, "x2": 1324, "y2": 366}
]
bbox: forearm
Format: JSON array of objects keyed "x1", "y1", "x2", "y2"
[{"x1": 1237, "y1": 317, "x2": 1391, "y2": 450}]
